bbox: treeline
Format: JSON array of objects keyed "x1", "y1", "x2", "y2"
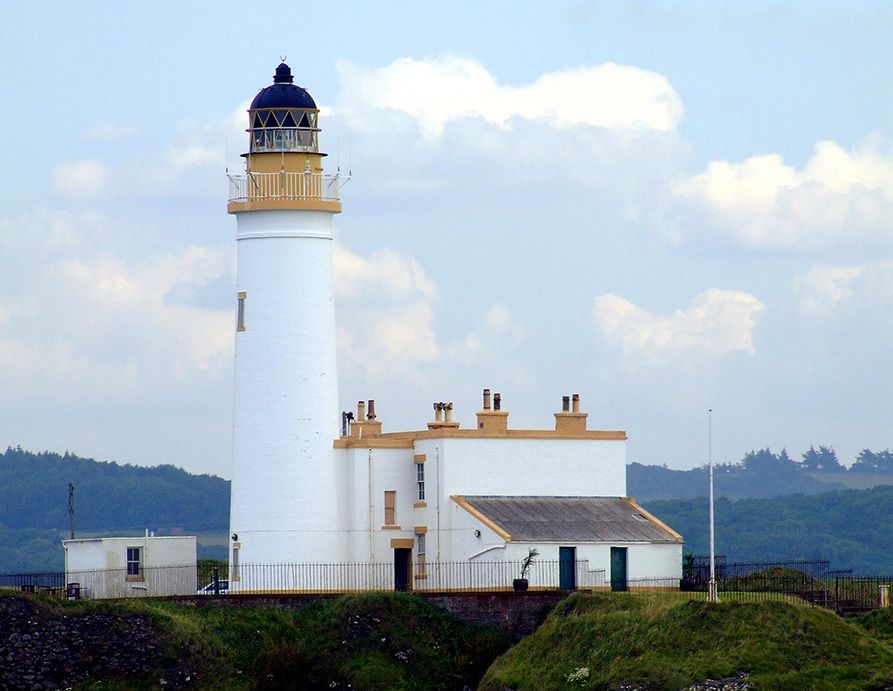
[
  {"x1": 0, "y1": 446, "x2": 229, "y2": 532},
  {"x1": 629, "y1": 446, "x2": 893, "y2": 502},
  {"x1": 643, "y1": 485, "x2": 893, "y2": 574}
]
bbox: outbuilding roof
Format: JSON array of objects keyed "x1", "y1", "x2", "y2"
[{"x1": 453, "y1": 495, "x2": 683, "y2": 544}]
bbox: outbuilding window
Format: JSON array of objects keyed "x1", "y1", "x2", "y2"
[{"x1": 126, "y1": 546, "x2": 142, "y2": 580}]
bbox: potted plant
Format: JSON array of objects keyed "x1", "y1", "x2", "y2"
[{"x1": 513, "y1": 548, "x2": 539, "y2": 591}]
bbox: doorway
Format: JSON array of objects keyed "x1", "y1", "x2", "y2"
[
  {"x1": 394, "y1": 548, "x2": 412, "y2": 592},
  {"x1": 610, "y1": 547, "x2": 627, "y2": 592},
  {"x1": 559, "y1": 546, "x2": 577, "y2": 590}
]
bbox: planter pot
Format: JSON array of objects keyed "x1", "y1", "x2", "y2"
[{"x1": 513, "y1": 578, "x2": 529, "y2": 592}]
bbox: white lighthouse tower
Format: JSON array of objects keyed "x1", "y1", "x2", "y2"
[{"x1": 227, "y1": 63, "x2": 345, "y2": 584}]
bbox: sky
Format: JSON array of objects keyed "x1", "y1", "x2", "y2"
[{"x1": 1, "y1": 1, "x2": 892, "y2": 478}]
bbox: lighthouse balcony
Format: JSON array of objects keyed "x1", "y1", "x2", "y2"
[{"x1": 227, "y1": 172, "x2": 343, "y2": 213}]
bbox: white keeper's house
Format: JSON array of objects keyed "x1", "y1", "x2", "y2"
[{"x1": 226, "y1": 63, "x2": 683, "y2": 593}]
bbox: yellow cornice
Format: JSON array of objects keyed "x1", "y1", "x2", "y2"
[
  {"x1": 334, "y1": 428, "x2": 626, "y2": 448},
  {"x1": 450, "y1": 495, "x2": 512, "y2": 542},
  {"x1": 228, "y1": 198, "x2": 341, "y2": 214}
]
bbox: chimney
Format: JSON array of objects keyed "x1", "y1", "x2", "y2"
[
  {"x1": 476, "y1": 387, "x2": 509, "y2": 433},
  {"x1": 428, "y1": 400, "x2": 460, "y2": 430},
  {"x1": 350, "y1": 399, "x2": 382, "y2": 437},
  {"x1": 555, "y1": 392, "x2": 588, "y2": 435}
]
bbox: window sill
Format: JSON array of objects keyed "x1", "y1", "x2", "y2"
[
  {"x1": 413, "y1": 501, "x2": 427, "y2": 508},
  {"x1": 125, "y1": 576, "x2": 144, "y2": 582},
  {"x1": 381, "y1": 525, "x2": 402, "y2": 530},
  {"x1": 414, "y1": 574, "x2": 428, "y2": 581}
]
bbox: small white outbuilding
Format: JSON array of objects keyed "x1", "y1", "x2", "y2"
[{"x1": 61, "y1": 533, "x2": 196, "y2": 599}]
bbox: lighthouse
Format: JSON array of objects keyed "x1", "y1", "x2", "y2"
[{"x1": 227, "y1": 63, "x2": 345, "y2": 582}]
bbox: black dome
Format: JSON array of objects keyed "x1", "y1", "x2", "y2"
[{"x1": 250, "y1": 63, "x2": 317, "y2": 110}]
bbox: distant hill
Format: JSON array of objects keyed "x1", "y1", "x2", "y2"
[
  {"x1": 0, "y1": 447, "x2": 230, "y2": 572},
  {"x1": 627, "y1": 461, "x2": 847, "y2": 502},
  {"x1": 642, "y1": 485, "x2": 893, "y2": 574}
]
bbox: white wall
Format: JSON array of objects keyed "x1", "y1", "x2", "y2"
[
  {"x1": 229, "y1": 209, "x2": 345, "y2": 570},
  {"x1": 62, "y1": 536, "x2": 197, "y2": 599},
  {"x1": 440, "y1": 437, "x2": 626, "y2": 498}
]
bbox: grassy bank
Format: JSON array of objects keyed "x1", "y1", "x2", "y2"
[
  {"x1": 1, "y1": 590, "x2": 510, "y2": 690},
  {"x1": 480, "y1": 592, "x2": 893, "y2": 690}
]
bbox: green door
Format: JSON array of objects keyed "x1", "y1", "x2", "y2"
[
  {"x1": 559, "y1": 547, "x2": 576, "y2": 590},
  {"x1": 610, "y1": 547, "x2": 627, "y2": 592}
]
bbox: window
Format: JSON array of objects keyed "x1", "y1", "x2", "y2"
[
  {"x1": 416, "y1": 534, "x2": 427, "y2": 577},
  {"x1": 231, "y1": 544, "x2": 240, "y2": 581},
  {"x1": 237, "y1": 291, "x2": 247, "y2": 331},
  {"x1": 384, "y1": 490, "x2": 396, "y2": 526},
  {"x1": 126, "y1": 546, "x2": 142, "y2": 579},
  {"x1": 416, "y1": 462, "x2": 425, "y2": 501}
]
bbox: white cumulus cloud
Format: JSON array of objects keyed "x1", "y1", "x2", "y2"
[
  {"x1": 334, "y1": 243, "x2": 440, "y2": 381},
  {"x1": 795, "y1": 265, "x2": 865, "y2": 315},
  {"x1": 593, "y1": 289, "x2": 765, "y2": 364},
  {"x1": 671, "y1": 139, "x2": 893, "y2": 249},
  {"x1": 336, "y1": 55, "x2": 683, "y2": 140}
]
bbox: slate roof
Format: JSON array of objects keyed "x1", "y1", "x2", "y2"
[{"x1": 457, "y1": 496, "x2": 682, "y2": 543}]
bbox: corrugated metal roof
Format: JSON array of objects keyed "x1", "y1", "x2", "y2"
[{"x1": 458, "y1": 496, "x2": 682, "y2": 543}]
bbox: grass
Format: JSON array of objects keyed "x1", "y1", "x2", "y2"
[
  {"x1": 479, "y1": 591, "x2": 893, "y2": 690},
  {"x1": 2, "y1": 590, "x2": 511, "y2": 690}
]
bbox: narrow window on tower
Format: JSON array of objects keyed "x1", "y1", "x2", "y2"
[
  {"x1": 231, "y1": 544, "x2": 240, "y2": 582},
  {"x1": 384, "y1": 490, "x2": 396, "y2": 526},
  {"x1": 237, "y1": 291, "x2": 247, "y2": 331},
  {"x1": 417, "y1": 462, "x2": 425, "y2": 501}
]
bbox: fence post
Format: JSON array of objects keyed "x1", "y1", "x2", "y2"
[
  {"x1": 880, "y1": 584, "x2": 890, "y2": 609},
  {"x1": 835, "y1": 576, "x2": 840, "y2": 615},
  {"x1": 213, "y1": 566, "x2": 220, "y2": 596}
]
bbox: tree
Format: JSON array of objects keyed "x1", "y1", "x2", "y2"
[
  {"x1": 851, "y1": 449, "x2": 893, "y2": 473},
  {"x1": 800, "y1": 445, "x2": 845, "y2": 473}
]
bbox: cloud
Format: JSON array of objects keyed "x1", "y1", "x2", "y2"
[
  {"x1": 334, "y1": 243, "x2": 440, "y2": 381},
  {"x1": 671, "y1": 139, "x2": 893, "y2": 249},
  {"x1": 593, "y1": 289, "x2": 765, "y2": 364},
  {"x1": 795, "y1": 265, "x2": 865, "y2": 315},
  {"x1": 333, "y1": 243, "x2": 436, "y2": 301},
  {"x1": 336, "y1": 56, "x2": 683, "y2": 140},
  {"x1": 52, "y1": 160, "x2": 108, "y2": 199}
]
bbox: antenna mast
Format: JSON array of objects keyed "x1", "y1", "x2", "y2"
[{"x1": 67, "y1": 482, "x2": 76, "y2": 540}]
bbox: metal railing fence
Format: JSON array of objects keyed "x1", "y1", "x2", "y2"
[{"x1": 227, "y1": 172, "x2": 342, "y2": 203}]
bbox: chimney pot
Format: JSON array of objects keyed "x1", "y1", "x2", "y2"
[
  {"x1": 483, "y1": 388, "x2": 491, "y2": 410},
  {"x1": 434, "y1": 402, "x2": 443, "y2": 422},
  {"x1": 367, "y1": 399, "x2": 376, "y2": 420},
  {"x1": 445, "y1": 402, "x2": 454, "y2": 422},
  {"x1": 357, "y1": 400, "x2": 366, "y2": 420},
  {"x1": 562, "y1": 395, "x2": 570, "y2": 412},
  {"x1": 572, "y1": 394, "x2": 580, "y2": 413},
  {"x1": 493, "y1": 393, "x2": 502, "y2": 411}
]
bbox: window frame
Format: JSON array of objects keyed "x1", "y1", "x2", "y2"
[
  {"x1": 416, "y1": 462, "x2": 425, "y2": 501},
  {"x1": 125, "y1": 546, "x2": 143, "y2": 581}
]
